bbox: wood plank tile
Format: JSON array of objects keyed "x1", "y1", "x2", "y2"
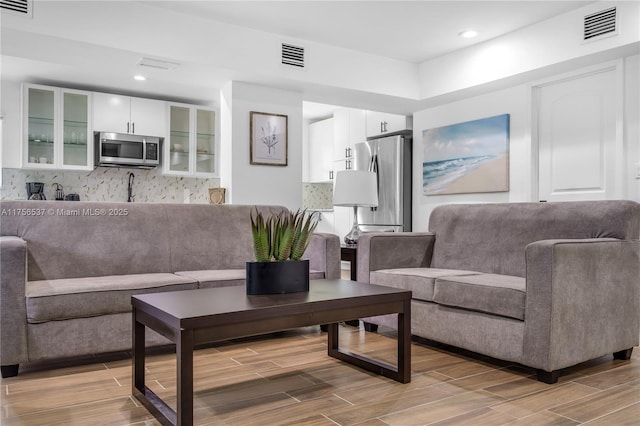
[
  {"x1": 580, "y1": 402, "x2": 640, "y2": 425},
  {"x1": 1, "y1": 327, "x2": 639, "y2": 425},
  {"x1": 550, "y1": 384, "x2": 639, "y2": 423},
  {"x1": 428, "y1": 407, "x2": 517, "y2": 426},
  {"x1": 491, "y1": 382, "x2": 599, "y2": 419},
  {"x1": 377, "y1": 390, "x2": 506, "y2": 426},
  {"x1": 505, "y1": 411, "x2": 580, "y2": 425}
]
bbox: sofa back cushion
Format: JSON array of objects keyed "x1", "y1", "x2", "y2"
[
  {"x1": 0, "y1": 201, "x2": 283, "y2": 281},
  {"x1": 0, "y1": 200, "x2": 173, "y2": 280},
  {"x1": 165, "y1": 204, "x2": 281, "y2": 271},
  {"x1": 428, "y1": 201, "x2": 640, "y2": 277}
]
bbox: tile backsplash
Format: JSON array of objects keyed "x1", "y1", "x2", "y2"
[
  {"x1": 1, "y1": 167, "x2": 221, "y2": 203},
  {"x1": 302, "y1": 182, "x2": 333, "y2": 210}
]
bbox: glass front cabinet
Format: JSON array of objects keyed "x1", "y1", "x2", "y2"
[
  {"x1": 23, "y1": 84, "x2": 92, "y2": 170},
  {"x1": 165, "y1": 103, "x2": 217, "y2": 177}
]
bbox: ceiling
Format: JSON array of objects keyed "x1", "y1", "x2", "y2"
[
  {"x1": 1, "y1": 1, "x2": 593, "y2": 115},
  {"x1": 147, "y1": 1, "x2": 592, "y2": 64}
]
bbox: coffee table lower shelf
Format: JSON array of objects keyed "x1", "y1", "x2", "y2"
[{"x1": 132, "y1": 279, "x2": 411, "y2": 426}]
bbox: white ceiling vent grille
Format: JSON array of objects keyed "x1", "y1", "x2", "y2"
[
  {"x1": 0, "y1": 0, "x2": 31, "y2": 17},
  {"x1": 584, "y1": 7, "x2": 617, "y2": 41},
  {"x1": 137, "y1": 57, "x2": 179, "y2": 70},
  {"x1": 282, "y1": 43, "x2": 305, "y2": 68}
]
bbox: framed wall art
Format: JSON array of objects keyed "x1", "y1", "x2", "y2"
[
  {"x1": 250, "y1": 111, "x2": 288, "y2": 166},
  {"x1": 422, "y1": 114, "x2": 510, "y2": 196}
]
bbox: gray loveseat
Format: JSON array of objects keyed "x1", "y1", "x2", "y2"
[
  {"x1": 0, "y1": 200, "x2": 340, "y2": 377},
  {"x1": 357, "y1": 200, "x2": 640, "y2": 383}
]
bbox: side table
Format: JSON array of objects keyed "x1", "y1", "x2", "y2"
[
  {"x1": 341, "y1": 244, "x2": 357, "y2": 281},
  {"x1": 341, "y1": 244, "x2": 359, "y2": 327}
]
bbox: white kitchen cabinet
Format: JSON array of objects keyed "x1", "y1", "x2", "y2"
[
  {"x1": 164, "y1": 102, "x2": 218, "y2": 177},
  {"x1": 333, "y1": 108, "x2": 365, "y2": 169},
  {"x1": 365, "y1": 110, "x2": 412, "y2": 138},
  {"x1": 93, "y1": 93, "x2": 166, "y2": 137},
  {"x1": 308, "y1": 118, "x2": 334, "y2": 182},
  {"x1": 22, "y1": 84, "x2": 93, "y2": 170}
]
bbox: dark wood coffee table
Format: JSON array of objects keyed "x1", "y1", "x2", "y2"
[{"x1": 132, "y1": 279, "x2": 411, "y2": 426}]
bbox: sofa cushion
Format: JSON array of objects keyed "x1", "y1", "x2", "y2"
[
  {"x1": 176, "y1": 269, "x2": 245, "y2": 289},
  {"x1": 26, "y1": 273, "x2": 198, "y2": 323},
  {"x1": 176, "y1": 268, "x2": 326, "y2": 289},
  {"x1": 429, "y1": 201, "x2": 640, "y2": 277},
  {"x1": 370, "y1": 268, "x2": 481, "y2": 302},
  {"x1": 433, "y1": 273, "x2": 526, "y2": 320}
]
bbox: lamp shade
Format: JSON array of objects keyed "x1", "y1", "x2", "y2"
[{"x1": 333, "y1": 170, "x2": 378, "y2": 207}]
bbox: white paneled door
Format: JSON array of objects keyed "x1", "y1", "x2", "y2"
[{"x1": 536, "y1": 63, "x2": 621, "y2": 202}]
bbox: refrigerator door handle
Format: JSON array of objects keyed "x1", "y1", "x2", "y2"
[{"x1": 371, "y1": 154, "x2": 379, "y2": 212}]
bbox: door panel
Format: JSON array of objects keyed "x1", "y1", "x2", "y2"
[{"x1": 537, "y1": 67, "x2": 618, "y2": 201}]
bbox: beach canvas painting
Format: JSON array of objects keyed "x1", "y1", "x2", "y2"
[{"x1": 422, "y1": 114, "x2": 510, "y2": 195}]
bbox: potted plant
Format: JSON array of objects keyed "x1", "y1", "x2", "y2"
[{"x1": 246, "y1": 208, "x2": 319, "y2": 295}]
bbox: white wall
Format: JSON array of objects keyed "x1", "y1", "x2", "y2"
[
  {"x1": 418, "y1": 1, "x2": 640, "y2": 101},
  {"x1": 626, "y1": 55, "x2": 640, "y2": 201},
  {"x1": 222, "y1": 81, "x2": 303, "y2": 210},
  {"x1": 1, "y1": 80, "x2": 22, "y2": 168},
  {"x1": 412, "y1": 55, "x2": 640, "y2": 231}
]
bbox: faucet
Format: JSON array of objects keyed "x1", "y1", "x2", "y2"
[{"x1": 127, "y1": 172, "x2": 135, "y2": 202}]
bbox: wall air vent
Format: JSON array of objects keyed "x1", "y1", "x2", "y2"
[
  {"x1": 0, "y1": 0, "x2": 31, "y2": 17},
  {"x1": 281, "y1": 43, "x2": 305, "y2": 68},
  {"x1": 584, "y1": 7, "x2": 617, "y2": 41}
]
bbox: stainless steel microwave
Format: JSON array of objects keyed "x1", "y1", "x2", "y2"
[{"x1": 94, "y1": 132, "x2": 161, "y2": 169}]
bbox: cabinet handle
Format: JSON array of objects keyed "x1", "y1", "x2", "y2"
[
  {"x1": 346, "y1": 159, "x2": 351, "y2": 170},
  {"x1": 380, "y1": 122, "x2": 384, "y2": 133},
  {"x1": 132, "y1": 122, "x2": 135, "y2": 134},
  {"x1": 329, "y1": 170, "x2": 333, "y2": 180},
  {"x1": 127, "y1": 122, "x2": 130, "y2": 133},
  {"x1": 383, "y1": 121, "x2": 388, "y2": 132}
]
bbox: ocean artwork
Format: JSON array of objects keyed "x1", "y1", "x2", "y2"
[{"x1": 422, "y1": 114, "x2": 510, "y2": 195}]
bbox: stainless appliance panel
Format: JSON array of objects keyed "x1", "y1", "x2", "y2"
[{"x1": 354, "y1": 135, "x2": 411, "y2": 231}]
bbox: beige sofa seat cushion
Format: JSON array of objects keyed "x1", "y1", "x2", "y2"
[
  {"x1": 434, "y1": 274, "x2": 526, "y2": 320},
  {"x1": 370, "y1": 268, "x2": 481, "y2": 302},
  {"x1": 176, "y1": 268, "x2": 326, "y2": 289},
  {"x1": 26, "y1": 273, "x2": 198, "y2": 323},
  {"x1": 175, "y1": 269, "x2": 245, "y2": 289}
]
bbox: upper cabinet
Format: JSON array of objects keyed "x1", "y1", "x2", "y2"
[
  {"x1": 365, "y1": 111, "x2": 412, "y2": 138},
  {"x1": 93, "y1": 93, "x2": 166, "y2": 137},
  {"x1": 164, "y1": 103, "x2": 217, "y2": 177},
  {"x1": 333, "y1": 108, "x2": 366, "y2": 170},
  {"x1": 308, "y1": 118, "x2": 334, "y2": 182},
  {"x1": 23, "y1": 84, "x2": 92, "y2": 170}
]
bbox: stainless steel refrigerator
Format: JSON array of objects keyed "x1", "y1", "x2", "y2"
[{"x1": 354, "y1": 134, "x2": 412, "y2": 232}]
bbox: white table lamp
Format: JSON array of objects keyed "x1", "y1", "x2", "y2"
[{"x1": 333, "y1": 170, "x2": 378, "y2": 244}]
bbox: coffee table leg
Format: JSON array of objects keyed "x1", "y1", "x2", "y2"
[
  {"x1": 132, "y1": 307, "x2": 146, "y2": 396},
  {"x1": 397, "y1": 298, "x2": 411, "y2": 383},
  {"x1": 328, "y1": 302, "x2": 411, "y2": 384},
  {"x1": 177, "y1": 329, "x2": 194, "y2": 426}
]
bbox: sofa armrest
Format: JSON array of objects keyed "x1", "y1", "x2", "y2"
[
  {"x1": 356, "y1": 232, "x2": 435, "y2": 283},
  {"x1": 0, "y1": 236, "x2": 29, "y2": 366},
  {"x1": 523, "y1": 238, "x2": 640, "y2": 372},
  {"x1": 304, "y1": 233, "x2": 341, "y2": 279}
]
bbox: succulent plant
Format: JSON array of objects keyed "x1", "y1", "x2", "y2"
[{"x1": 250, "y1": 208, "x2": 318, "y2": 262}]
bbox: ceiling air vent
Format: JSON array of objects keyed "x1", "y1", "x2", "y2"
[
  {"x1": 282, "y1": 43, "x2": 305, "y2": 68},
  {"x1": 137, "y1": 57, "x2": 179, "y2": 70},
  {"x1": 0, "y1": 0, "x2": 31, "y2": 16},
  {"x1": 584, "y1": 7, "x2": 617, "y2": 41}
]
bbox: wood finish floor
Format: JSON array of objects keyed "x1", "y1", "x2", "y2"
[{"x1": 1, "y1": 324, "x2": 639, "y2": 426}]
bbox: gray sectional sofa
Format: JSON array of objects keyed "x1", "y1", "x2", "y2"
[
  {"x1": 0, "y1": 200, "x2": 340, "y2": 377},
  {"x1": 357, "y1": 200, "x2": 640, "y2": 383}
]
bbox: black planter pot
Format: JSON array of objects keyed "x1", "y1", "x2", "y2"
[{"x1": 246, "y1": 259, "x2": 309, "y2": 295}]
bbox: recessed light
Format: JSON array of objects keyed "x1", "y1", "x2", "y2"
[
  {"x1": 459, "y1": 30, "x2": 478, "y2": 39},
  {"x1": 134, "y1": 75, "x2": 146, "y2": 81}
]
